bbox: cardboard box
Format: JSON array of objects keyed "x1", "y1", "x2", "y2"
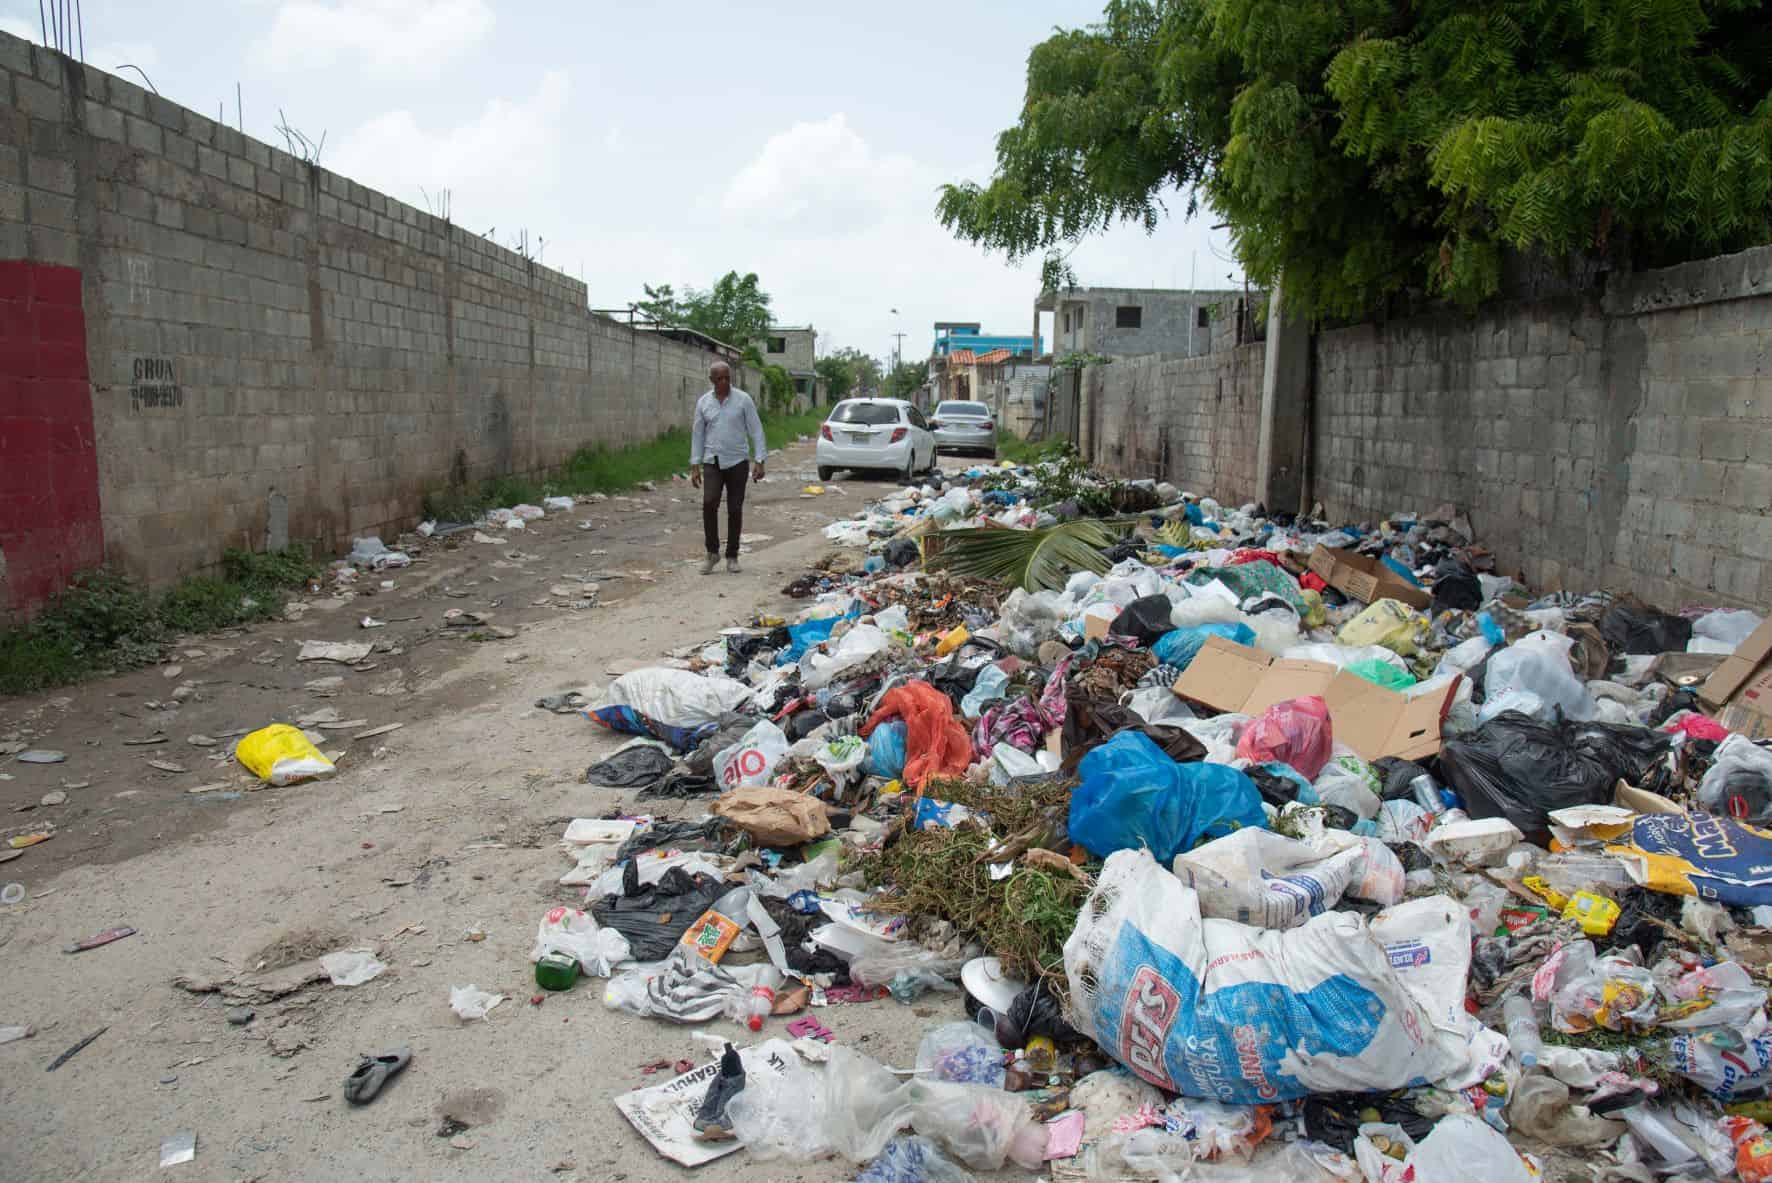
[
  {"x1": 1082, "y1": 604, "x2": 1118, "y2": 641},
  {"x1": 1701, "y1": 614, "x2": 1772, "y2": 740},
  {"x1": 1171, "y1": 635, "x2": 1459, "y2": 762},
  {"x1": 1307, "y1": 545, "x2": 1431, "y2": 611}
]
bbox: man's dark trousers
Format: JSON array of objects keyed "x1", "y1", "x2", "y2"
[{"x1": 702, "y1": 459, "x2": 748, "y2": 558}]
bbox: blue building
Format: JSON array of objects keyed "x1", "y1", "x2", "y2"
[{"x1": 931, "y1": 322, "x2": 1042, "y2": 360}]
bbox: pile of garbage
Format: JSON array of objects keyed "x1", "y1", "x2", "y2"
[{"x1": 540, "y1": 451, "x2": 1772, "y2": 1180}]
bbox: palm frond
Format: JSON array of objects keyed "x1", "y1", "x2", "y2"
[{"x1": 925, "y1": 519, "x2": 1126, "y2": 592}]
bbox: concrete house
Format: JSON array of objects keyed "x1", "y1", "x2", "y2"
[
  {"x1": 1037, "y1": 286, "x2": 1244, "y2": 359},
  {"x1": 763, "y1": 325, "x2": 820, "y2": 401}
]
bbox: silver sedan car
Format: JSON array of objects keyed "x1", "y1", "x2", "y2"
[{"x1": 930, "y1": 400, "x2": 997, "y2": 458}]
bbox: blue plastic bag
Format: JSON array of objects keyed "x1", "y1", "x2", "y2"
[
  {"x1": 866, "y1": 720, "x2": 907, "y2": 779},
  {"x1": 1069, "y1": 731, "x2": 1265, "y2": 862},
  {"x1": 1151, "y1": 622, "x2": 1255, "y2": 671},
  {"x1": 778, "y1": 607, "x2": 861, "y2": 664},
  {"x1": 1184, "y1": 503, "x2": 1204, "y2": 526}
]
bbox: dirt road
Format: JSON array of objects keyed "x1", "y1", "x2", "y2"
[{"x1": 0, "y1": 441, "x2": 1000, "y2": 1182}]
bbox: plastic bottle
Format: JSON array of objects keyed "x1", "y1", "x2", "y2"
[
  {"x1": 1504, "y1": 995, "x2": 1543, "y2": 1068},
  {"x1": 742, "y1": 966, "x2": 783, "y2": 1032}
]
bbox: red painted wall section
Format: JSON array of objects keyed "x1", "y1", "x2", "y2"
[{"x1": 0, "y1": 260, "x2": 104, "y2": 619}]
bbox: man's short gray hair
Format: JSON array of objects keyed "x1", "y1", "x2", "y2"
[{"x1": 708, "y1": 360, "x2": 731, "y2": 378}]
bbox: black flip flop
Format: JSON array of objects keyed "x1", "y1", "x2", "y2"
[{"x1": 343, "y1": 1047, "x2": 412, "y2": 1105}]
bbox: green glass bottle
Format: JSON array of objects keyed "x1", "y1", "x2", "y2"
[{"x1": 535, "y1": 952, "x2": 579, "y2": 991}]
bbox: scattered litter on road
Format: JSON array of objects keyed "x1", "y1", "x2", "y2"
[
  {"x1": 14, "y1": 750, "x2": 65, "y2": 764},
  {"x1": 157, "y1": 1130, "x2": 196, "y2": 1167},
  {"x1": 297, "y1": 640, "x2": 375, "y2": 664},
  {"x1": 63, "y1": 925, "x2": 136, "y2": 954},
  {"x1": 45, "y1": 1026, "x2": 107, "y2": 1071}
]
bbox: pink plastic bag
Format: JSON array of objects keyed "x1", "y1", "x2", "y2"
[{"x1": 1235, "y1": 695, "x2": 1333, "y2": 779}]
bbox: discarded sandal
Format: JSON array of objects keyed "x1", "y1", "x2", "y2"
[{"x1": 343, "y1": 1047, "x2": 412, "y2": 1105}]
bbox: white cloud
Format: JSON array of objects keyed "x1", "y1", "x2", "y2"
[
  {"x1": 723, "y1": 113, "x2": 927, "y2": 233},
  {"x1": 250, "y1": 0, "x2": 493, "y2": 79},
  {"x1": 329, "y1": 71, "x2": 569, "y2": 233}
]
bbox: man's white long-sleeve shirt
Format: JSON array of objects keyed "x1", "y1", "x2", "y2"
[{"x1": 689, "y1": 387, "x2": 767, "y2": 469}]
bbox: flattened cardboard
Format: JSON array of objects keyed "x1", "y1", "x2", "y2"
[
  {"x1": 1172, "y1": 635, "x2": 1458, "y2": 762},
  {"x1": 1700, "y1": 613, "x2": 1772, "y2": 740},
  {"x1": 1307, "y1": 545, "x2": 1431, "y2": 611}
]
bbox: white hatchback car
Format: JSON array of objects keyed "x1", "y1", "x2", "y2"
[{"x1": 815, "y1": 398, "x2": 936, "y2": 481}]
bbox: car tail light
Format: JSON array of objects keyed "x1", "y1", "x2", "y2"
[
  {"x1": 820, "y1": 424, "x2": 833, "y2": 441},
  {"x1": 889, "y1": 427, "x2": 907, "y2": 443}
]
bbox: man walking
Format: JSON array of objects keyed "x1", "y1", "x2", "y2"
[{"x1": 690, "y1": 361, "x2": 767, "y2": 573}]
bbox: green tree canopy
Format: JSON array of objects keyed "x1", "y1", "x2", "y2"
[
  {"x1": 939, "y1": 0, "x2": 1772, "y2": 316},
  {"x1": 814, "y1": 355, "x2": 857, "y2": 401},
  {"x1": 884, "y1": 358, "x2": 929, "y2": 402},
  {"x1": 823, "y1": 347, "x2": 884, "y2": 396},
  {"x1": 636, "y1": 271, "x2": 776, "y2": 348}
]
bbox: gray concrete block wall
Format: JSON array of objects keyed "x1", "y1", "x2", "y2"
[
  {"x1": 1085, "y1": 343, "x2": 1262, "y2": 506},
  {"x1": 0, "y1": 33, "x2": 749, "y2": 591},
  {"x1": 1084, "y1": 245, "x2": 1772, "y2": 610}
]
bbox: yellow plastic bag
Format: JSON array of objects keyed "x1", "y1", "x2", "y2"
[
  {"x1": 1299, "y1": 589, "x2": 1328, "y2": 630},
  {"x1": 1336, "y1": 599, "x2": 1430, "y2": 656},
  {"x1": 236, "y1": 723, "x2": 336, "y2": 786}
]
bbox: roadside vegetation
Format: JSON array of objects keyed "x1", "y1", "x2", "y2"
[{"x1": 0, "y1": 411, "x2": 831, "y2": 696}]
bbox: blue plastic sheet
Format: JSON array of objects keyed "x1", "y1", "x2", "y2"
[
  {"x1": 778, "y1": 606, "x2": 862, "y2": 664},
  {"x1": 1151, "y1": 622, "x2": 1255, "y2": 671},
  {"x1": 866, "y1": 720, "x2": 907, "y2": 779},
  {"x1": 1069, "y1": 731, "x2": 1265, "y2": 862},
  {"x1": 1381, "y1": 555, "x2": 1423, "y2": 587}
]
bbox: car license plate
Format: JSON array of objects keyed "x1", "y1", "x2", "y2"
[{"x1": 848, "y1": 431, "x2": 869, "y2": 444}]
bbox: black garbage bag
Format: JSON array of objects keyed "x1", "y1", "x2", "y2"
[
  {"x1": 757, "y1": 896, "x2": 849, "y2": 981},
  {"x1": 591, "y1": 862, "x2": 726, "y2": 962},
  {"x1": 1438, "y1": 712, "x2": 1614, "y2": 842},
  {"x1": 1303, "y1": 1092, "x2": 1438, "y2": 1154},
  {"x1": 638, "y1": 769, "x2": 719, "y2": 798},
  {"x1": 584, "y1": 745, "x2": 675, "y2": 788},
  {"x1": 1561, "y1": 719, "x2": 1672, "y2": 785},
  {"x1": 1600, "y1": 602, "x2": 1693, "y2": 655},
  {"x1": 685, "y1": 715, "x2": 756, "y2": 777},
  {"x1": 927, "y1": 658, "x2": 980, "y2": 713},
  {"x1": 1248, "y1": 765, "x2": 1307, "y2": 810},
  {"x1": 783, "y1": 709, "x2": 831, "y2": 743},
  {"x1": 994, "y1": 980, "x2": 1083, "y2": 1047},
  {"x1": 1392, "y1": 842, "x2": 1432, "y2": 872},
  {"x1": 1373, "y1": 756, "x2": 1434, "y2": 801},
  {"x1": 723, "y1": 627, "x2": 791, "y2": 678},
  {"x1": 1611, "y1": 886, "x2": 1686, "y2": 960},
  {"x1": 613, "y1": 817, "x2": 728, "y2": 863},
  {"x1": 883, "y1": 538, "x2": 920, "y2": 568},
  {"x1": 1430, "y1": 560, "x2": 1483, "y2": 613},
  {"x1": 1109, "y1": 595, "x2": 1175, "y2": 647},
  {"x1": 824, "y1": 690, "x2": 863, "y2": 719}
]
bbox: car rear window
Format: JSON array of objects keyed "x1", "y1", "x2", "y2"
[
  {"x1": 937, "y1": 403, "x2": 989, "y2": 417},
  {"x1": 829, "y1": 403, "x2": 902, "y2": 426}
]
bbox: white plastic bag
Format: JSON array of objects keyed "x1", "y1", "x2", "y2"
[
  {"x1": 1065, "y1": 849, "x2": 1492, "y2": 1101},
  {"x1": 450, "y1": 984, "x2": 504, "y2": 1021},
  {"x1": 714, "y1": 719, "x2": 791, "y2": 789},
  {"x1": 1403, "y1": 1114, "x2": 1533, "y2": 1183},
  {"x1": 1697, "y1": 734, "x2": 1772, "y2": 818},
  {"x1": 803, "y1": 624, "x2": 891, "y2": 689},
  {"x1": 812, "y1": 735, "x2": 868, "y2": 783},
  {"x1": 1126, "y1": 686, "x2": 1195, "y2": 725},
  {"x1": 600, "y1": 668, "x2": 752, "y2": 728},
  {"x1": 1692, "y1": 609, "x2": 1763, "y2": 651},
  {"x1": 998, "y1": 589, "x2": 1065, "y2": 657},
  {"x1": 1312, "y1": 751, "x2": 1382, "y2": 821},
  {"x1": 528, "y1": 906, "x2": 632, "y2": 976},
  {"x1": 1484, "y1": 630, "x2": 1595, "y2": 721},
  {"x1": 1173, "y1": 827, "x2": 1379, "y2": 928},
  {"x1": 319, "y1": 947, "x2": 386, "y2": 986}
]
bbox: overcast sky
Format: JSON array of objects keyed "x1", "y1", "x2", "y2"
[{"x1": 5, "y1": 0, "x2": 1242, "y2": 363}]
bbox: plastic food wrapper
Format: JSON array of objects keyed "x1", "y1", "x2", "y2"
[
  {"x1": 235, "y1": 723, "x2": 336, "y2": 786},
  {"x1": 1069, "y1": 730, "x2": 1264, "y2": 864},
  {"x1": 1421, "y1": 816, "x2": 1524, "y2": 868},
  {"x1": 812, "y1": 735, "x2": 868, "y2": 783},
  {"x1": 528, "y1": 906, "x2": 631, "y2": 976},
  {"x1": 1235, "y1": 695, "x2": 1334, "y2": 779},
  {"x1": 710, "y1": 785, "x2": 831, "y2": 847},
  {"x1": 713, "y1": 718, "x2": 790, "y2": 789},
  {"x1": 1336, "y1": 599, "x2": 1430, "y2": 656},
  {"x1": 450, "y1": 984, "x2": 504, "y2": 1021},
  {"x1": 855, "y1": 1136, "x2": 977, "y2": 1183},
  {"x1": 1669, "y1": 1012, "x2": 1772, "y2": 1099},
  {"x1": 1606, "y1": 811, "x2": 1772, "y2": 906},
  {"x1": 1065, "y1": 849, "x2": 1501, "y2": 1102},
  {"x1": 1173, "y1": 825, "x2": 1402, "y2": 928}
]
